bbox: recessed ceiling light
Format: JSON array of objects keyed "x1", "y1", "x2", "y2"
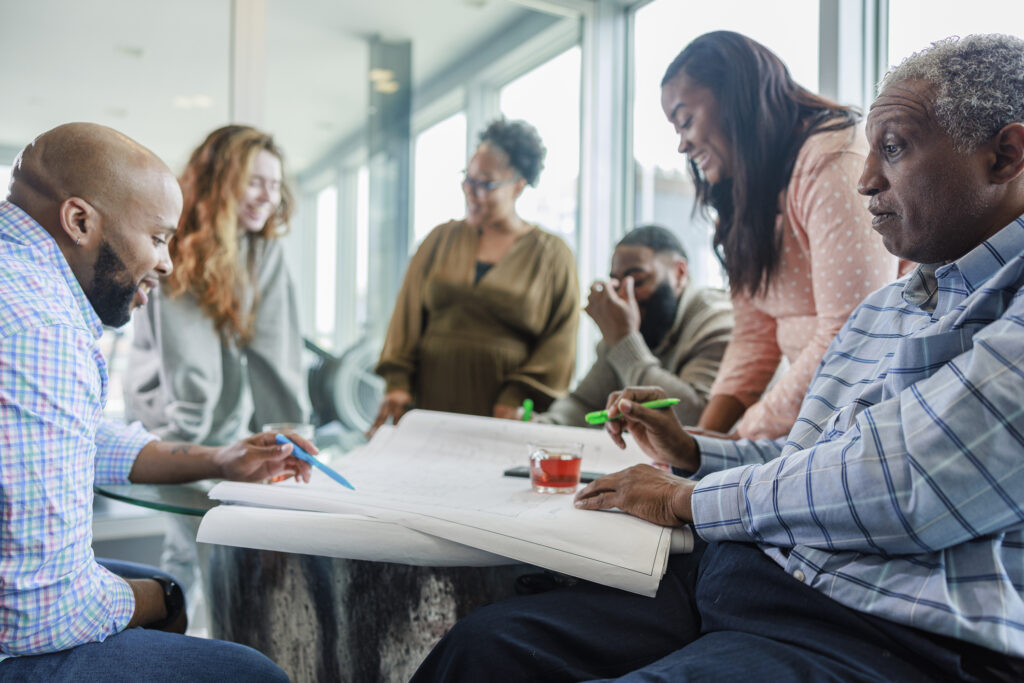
[
  {"x1": 373, "y1": 80, "x2": 400, "y2": 94},
  {"x1": 368, "y1": 68, "x2": 395, "y2": 83},
  {"x1": 172, "y1": 95, "x2": 214, "y2": 110}
]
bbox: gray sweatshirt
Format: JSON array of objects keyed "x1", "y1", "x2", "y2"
[
  {"x1": 124, "y1": 237, "x2": 309, "y2": 446},
  {"x1": 537, "y1": 285, "x2": 733, "y2": 428}
]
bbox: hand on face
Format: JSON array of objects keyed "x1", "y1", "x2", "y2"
[
  {"x1": 585, "y1": 276, "x2": 641, "y2": 346},
  {"x1": 603, "y1": 386, "x2": 698, "y2": 471},
  {"x1": 574, "y1": 463, "x2": 694, "y2": 527},
  {"x1": 213, "y1": 431, "x2": 313, "y2": 483}
]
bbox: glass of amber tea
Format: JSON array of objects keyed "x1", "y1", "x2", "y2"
[{"x1": 528, "y1": 442, "x2": 583, "y2": 494}]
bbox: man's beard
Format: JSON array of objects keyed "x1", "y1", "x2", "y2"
[
  {"x1": 639, "y1": 281, "x2": 679, "y2": 350},
  {"x1": 86, "y1": 240, "x2": 138, "y2": 328}
]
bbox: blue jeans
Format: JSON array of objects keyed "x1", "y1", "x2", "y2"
[
  {"x1": 0, "y1": 559, "x2": 287, "y2": 682},
  {"x1": 412, "y1": 541, "x2": 1024, "y2": 682}
]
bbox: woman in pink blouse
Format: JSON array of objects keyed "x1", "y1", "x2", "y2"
[{"x1": 661, "y1": 31, "x2": 903, "y2": 440}]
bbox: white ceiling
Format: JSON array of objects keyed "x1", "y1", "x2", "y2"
[{"x1": 0, "y1": 0, "x2": 545, "y2": 174}]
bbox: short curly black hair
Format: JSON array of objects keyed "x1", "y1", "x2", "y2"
[{"x1": 478, "y1": 118, "x2": 546, "y2": 187}]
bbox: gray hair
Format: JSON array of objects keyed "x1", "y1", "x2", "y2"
[{"x1": 880, "y1": 34, "x2": 1024, "y2": 152}]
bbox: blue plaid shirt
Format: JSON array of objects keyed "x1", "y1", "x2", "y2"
[
  {"x1": 690, "y1": 214, "x2": 1024, "y2": 656},
  {"x1": 0, "y1": 201, "x2": 156, "y2": 657}
]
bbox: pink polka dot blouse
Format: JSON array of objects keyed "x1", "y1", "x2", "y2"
[{"x1": 709, "y1": 126, "x2": 903, "y2": 440}]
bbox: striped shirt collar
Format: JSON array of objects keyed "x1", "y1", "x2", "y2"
[
  {"x1": 902, "y1": 214, "x2": 1024, "y2": 314},
  {"x1": 0, "y1": 200, "x2": 103, "y2": 339}
]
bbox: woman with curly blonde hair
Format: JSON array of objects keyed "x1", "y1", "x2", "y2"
[
  {"x1": 127, "y1": 123, "x2": 308, "y2": 442},
  {"x1": 125, "y1": 125, "x2": 309, "y2": 614}
]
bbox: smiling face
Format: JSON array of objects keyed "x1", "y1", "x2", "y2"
[
  {"x1": 238, "y1": 149, "x2": 283, "y2": 233},
  {"x1": 858, "y1": 79, "x2": 999, "y2": 263},
  {"x1": 661, "y1": 71, "x2": 733, "y2": 185},
  {"x1": 463, "y1": 142, "x2": 525, "y2": 229},
  {"x1": 89, "y1": 169, "x2": 180, "y2": 325}
]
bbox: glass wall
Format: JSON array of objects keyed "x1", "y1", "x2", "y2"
[
  {"x1": 888, "y1": 1, "x2": 1024, "y2": 67},
  {"x1": 631, "y1": 0, "x2": 819, "y2": 289},
  {"x1": 314, "y1": 185, "x2": 339, "y2": 345},
  {"x1": 355, "y1": 165, "x2": 370, "y2": 331},
  {"x1": 499, "y1": 46, "x2": 582, "y2": 251},
  {"x1": 413, "y1": 112, "x2": 467, "y2": 245}
]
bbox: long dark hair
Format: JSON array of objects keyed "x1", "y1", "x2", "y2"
[{"x1": 662, "y1": 31, "x2": 858, "y2": 297}]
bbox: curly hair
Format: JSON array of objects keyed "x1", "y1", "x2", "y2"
[
  {"x1": 881, "y1": 34, "x2": 1024, "y2": 153},
  {"x1": 166, "y1": 125, "x2": 294, "y2": 343},
  {"x1": 479, "y1": 118, "x2": 546, "y2": 186}
]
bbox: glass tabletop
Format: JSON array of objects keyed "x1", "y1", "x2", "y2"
[{"x1": 94, "y1": 480, "x2": 220, "y2": 517}]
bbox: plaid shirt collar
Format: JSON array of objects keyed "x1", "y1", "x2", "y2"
[{"x1": 902, "y1": 215, "x2": 1024, "y2": 314}]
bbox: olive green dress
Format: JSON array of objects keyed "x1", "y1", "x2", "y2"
[{"x1": 376, "y1": 220, "x2": 579, "y2": 415}]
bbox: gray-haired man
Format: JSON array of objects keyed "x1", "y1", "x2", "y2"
[{"x1": 414, "y1": 34, "x2": 1024, "y2": 683}]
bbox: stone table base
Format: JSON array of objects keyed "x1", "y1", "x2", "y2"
[{"x1": 206, "y1": 545, "x2": 531, "y2": 682}]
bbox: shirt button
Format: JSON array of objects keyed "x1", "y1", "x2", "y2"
[{"x1": 792, "y1": 569, "x2": 806, "y2": 582}]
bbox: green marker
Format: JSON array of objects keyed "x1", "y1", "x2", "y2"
[
  {"x1": 521, "y1": 398, "x2": 534, "y2": 421},
  {"x1": 584, "y1": 398, "x2": 680, "y2": 425}
]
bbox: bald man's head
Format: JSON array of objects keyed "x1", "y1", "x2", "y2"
[{"x1": 8, "y1": 123, "x2": 181, "y2": 326}]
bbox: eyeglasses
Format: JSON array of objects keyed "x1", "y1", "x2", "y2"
[{"x1": 461, "y1": 173, "x2": 516, "y2": 194}]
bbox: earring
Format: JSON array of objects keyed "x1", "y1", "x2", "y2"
[{"x1": 76, "y1": 237, "x2": 81, "y2": 246}]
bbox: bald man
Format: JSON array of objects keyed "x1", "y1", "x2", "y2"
[{"x1": 0, "y1": 123, "x2": 305, "y2": 680}]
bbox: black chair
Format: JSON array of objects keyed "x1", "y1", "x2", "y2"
[{"x1": 305, "y1": 337, "x2": 385, "y2": 434}]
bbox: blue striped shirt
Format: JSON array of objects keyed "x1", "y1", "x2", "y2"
[
  {"x1": 0, "y1": 201, "x2": 156, "y2": 657},
  {"x1": 690, "y1": 214, "x2": 1024, "y2": 656}
]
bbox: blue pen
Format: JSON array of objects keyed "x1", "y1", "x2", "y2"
[{"x1": 275, "y1": 434, "x2": 355, "y2": 491}]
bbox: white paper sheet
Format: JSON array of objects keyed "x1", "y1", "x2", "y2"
[
  {"x1": 205, "y1": 411, "x2": 693, "y2": 596},
  {"x1": 197, "y1": 506, "x2": 512, "y2": 566}
]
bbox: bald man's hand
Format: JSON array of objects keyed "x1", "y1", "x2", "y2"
[{"x1": 128, "y1": 435, "x2": 312, "y2": 485}]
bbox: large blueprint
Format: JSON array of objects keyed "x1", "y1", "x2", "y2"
[{"x1": 198, "y1": 410, "x2": 693, "y2": 596}]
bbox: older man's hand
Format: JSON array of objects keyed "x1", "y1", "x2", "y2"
[
  {"x1": 604, "y1": 386, "x2": 700, "y2": 472},
  {"x1": 574, "y1": 464, "x2": 694, "y2": 526}
]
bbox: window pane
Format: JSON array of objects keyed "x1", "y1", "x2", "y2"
[
  {"x1": 356, "y1": 166, "x2": 370, "y2": 329},
  {"x1": 499, "y1": 46, "x2": 581, "y2": 250},
  {"x1": 315, "y1": 185, "x2": 338, "y2": 343},
  {"x1": 0, "y1": 165, "x2": 10, "y2": 197},
  {"x1": 413, "y1": 112, "x2": 467, "y2": 246},
  {"x1": 888, "y1": 1, "x2": 1024, "y2": 66},
  {"x1": 632, "y1": 0, "x2": 819, "y2": 288}
]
